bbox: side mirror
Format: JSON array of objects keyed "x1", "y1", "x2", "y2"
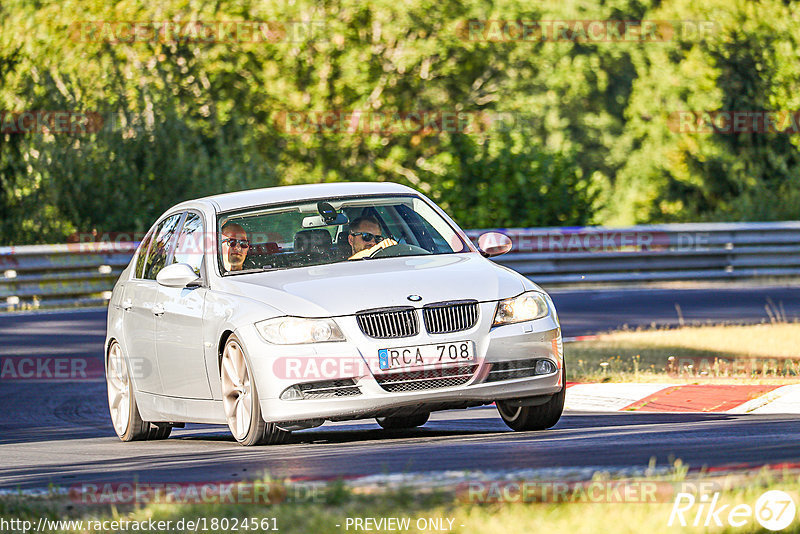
[
  {"x1": 478, "y1": 232, "x2": 513, "y2": 258},
  {"x1": 156, "y1": 263, "x2": 202, "y2": 288}
]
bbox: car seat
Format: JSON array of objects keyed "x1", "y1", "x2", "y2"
[
  {"x1": 335, "y1": 228, "x2": 352, "y2": 259},
  {"x1": 293, "y1": 229, "x2": 333, "y2": 260}
]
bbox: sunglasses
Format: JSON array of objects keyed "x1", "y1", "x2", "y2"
[
  {"x1": 350, "y1": 231, "x2": 384, "y2": 243},
  {"x1": 223, "y1": 237, "x2": 250, "y2": 249}
]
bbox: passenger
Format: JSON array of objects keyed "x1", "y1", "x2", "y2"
[{"x1": 221, "y1": 222, "x2": 249, "y2": 272}]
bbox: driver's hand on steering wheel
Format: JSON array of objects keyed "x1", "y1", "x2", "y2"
[{"x1": 348, "y1": 237, "x2": 398, "y2": 259}]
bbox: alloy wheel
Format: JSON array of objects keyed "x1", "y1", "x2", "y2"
[
  {"x1": 221, "y1": 340, "x2": 253, "y2": 440},
  {"x1": 106, "y1": 342, "x2": 131, "y2": 436}
]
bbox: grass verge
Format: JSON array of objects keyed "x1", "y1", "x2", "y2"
[
  {"x1": 3, "y1": 466, "x2": 800, "y2": 533},
  {"x1": 567, "y1": 322, "x2": 800, "y2": 383}
]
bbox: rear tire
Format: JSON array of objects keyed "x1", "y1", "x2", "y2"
[
  {"x1": 496, "y1": 366, "x2": 565, "y2": 431},
  {"x1": 376, "y1": 412, "x2": 430, "y2": 429},
  {"x1": 106, "y1": 341, "x2": 172, "y2": 442},
  {"x1": 221, "y1": 334, "x2": 290, "y2": 446}
]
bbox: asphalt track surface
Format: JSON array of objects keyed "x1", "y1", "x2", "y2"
[{"x1": 1, "y1": 286, "x2": 799, "y2": 490}]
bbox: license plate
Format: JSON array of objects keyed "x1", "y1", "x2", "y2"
[{"x1": 378, "y1": 341, "x2": 475, "y2": 371}]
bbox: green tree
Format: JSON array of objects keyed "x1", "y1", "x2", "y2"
[{"x1": 611, "y1": 0, "x2": 800, "y2": 223}]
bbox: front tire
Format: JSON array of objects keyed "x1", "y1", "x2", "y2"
[
  {"x1": 221, "y1": 335, "x2": 290, "y2": 446},
  {"x1": 496, "y1": 366, "x2": 565, "y2": 431},
  {"x1": 376, "y1": 412, "x2": 430, "y2": 429},
  {"x1": 106, "y1": 341, "x2": 172, "y2": 441}
]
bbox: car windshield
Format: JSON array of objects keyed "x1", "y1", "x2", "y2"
[{"x1": 217, "y1": 194, "x2": 469, "y2": 274}]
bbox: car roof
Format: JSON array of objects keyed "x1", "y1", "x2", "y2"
[{"x1": 175, "y1": 182, "x2": 419, "y2": 213}]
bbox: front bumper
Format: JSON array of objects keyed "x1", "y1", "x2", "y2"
[{"x1": 235, "y1": 302, "x2": 563, "y2": 424}]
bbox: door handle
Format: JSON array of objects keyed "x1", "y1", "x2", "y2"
[
  {"x1": 152, "y1": 304, "x2": 165, "y2": 316},
  {"x1": 121, "y1": 299, "x2": 132, "y2": 311}
]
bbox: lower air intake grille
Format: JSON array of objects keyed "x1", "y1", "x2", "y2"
[
  {"x1": 423, "y1": 300, "x2": 479, "y2": 334},
  {"x1": 296, "y1": 379, "x2": 361, "y2": 399},
  {"x1": 374, "y1": 365, "x2": 478, "y2": 392},
  {"x1": 356, "y1": 307, "x2": 419, "y2": 339},
  {"x1": 485, "y1": 359, "x2": 540, "y2": 382}
]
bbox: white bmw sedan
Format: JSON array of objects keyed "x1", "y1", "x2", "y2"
[{"x1": 105, "y1": 182, "x2": 565, "y2": 446}]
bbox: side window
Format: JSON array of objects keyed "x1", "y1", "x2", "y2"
[
  {"x1": 134, "y1": 228, "x2": 155, "y2": 279},
  {"x1": 143, "y1": 213, "x2": 184, "y2": 280},
  {"x1": 172, "y1": 212, "x2": 204, "y2": 275},
  {"x1": 374, "y1": 206, "x2": 411, "y2": 244},
  {"x1": 402, "y1": 206, "x2": 449, "y2": 250}
]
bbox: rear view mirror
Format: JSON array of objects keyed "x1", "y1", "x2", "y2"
[
  {"x1": 302, "y1": 213, "x2": 349, "y2": 228},
  {"x1": 478, "y1": 232, "x2": 513, "y2": 257}
]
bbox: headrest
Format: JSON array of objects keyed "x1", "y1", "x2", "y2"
[
  {"x1": 249, "y1": 242, "x2": 280, "y2": 256},
  {"x1": 293, "y1": 229, "x2": 332, "y2": 253}
]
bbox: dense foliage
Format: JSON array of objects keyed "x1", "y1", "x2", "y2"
[{"x1": 1, "y1": 0, "x2": 798, "y2": 244}]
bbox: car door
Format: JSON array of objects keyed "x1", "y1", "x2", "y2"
[
  {"x1": 154, "y1": 211, "x2": 212, "y2": 399},
  {"x1": 122, "y1": 213, "x2": 183, "y2": 394}
]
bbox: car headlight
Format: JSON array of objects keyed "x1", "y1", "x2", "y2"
[
  {"x1": 255, "y1": 317, "x2": 346, "y2": 344},
  {"x1": 493, "y1": 291, "x2": 549, "y2": 326}
]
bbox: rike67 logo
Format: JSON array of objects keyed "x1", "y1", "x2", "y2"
[{"x1": 669, "y1": 490, "x2": 796, "y2": 531}]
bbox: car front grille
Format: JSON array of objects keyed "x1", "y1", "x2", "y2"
[
  {"x1": 296, "y1": 379, "x2": 361, "y2": 399},
  {"x1": 374, "y1": 365, "x2": 478, "y2": 392},
  {"x1": 356, "y1": 307, "x2": 419, "y2": 339},
  {"x1": 423, "y1": 300, "x2": 479, "y2": 334}
]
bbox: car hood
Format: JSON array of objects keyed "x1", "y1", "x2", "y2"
[{"x1": 215, "y1": 253, "x2": 527, "y2": 317}]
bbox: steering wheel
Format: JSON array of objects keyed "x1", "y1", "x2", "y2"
[{"x1": 368, "y1": 243, "x2": 431, "y2": 258}]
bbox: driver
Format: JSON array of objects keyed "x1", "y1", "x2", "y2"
[
  {"x1": 221, "y1": 222, "x2": 250, "y2": 272},
  {"x1": 347, "y1": 215, "x2": 397, "y2": 259}
]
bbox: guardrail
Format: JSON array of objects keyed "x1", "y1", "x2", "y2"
[
  {"x1": 464, "y1": 221, "x2": 800, "y2": 285},
  {"x1": 1, "y1": 221, "x2": 799, "y2": 311},
  {"x1": 0, "y1": 243, "x2": 136, "y2": 311}
]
